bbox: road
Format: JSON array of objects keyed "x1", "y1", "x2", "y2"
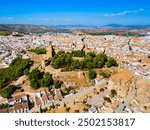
[
  {"x1": 29, "y1": 79, "x2": 106, "y2": 112},
  {"x1": 113, "y1": 86, "x2": 137, "y2": 113},
  {"x1": 56, "y1": 79, "x2": 106, "y2": 104}
]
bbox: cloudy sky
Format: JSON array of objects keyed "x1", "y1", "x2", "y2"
[{"x1": 0, "y1": 0, "x2": 150, "y2": 25}]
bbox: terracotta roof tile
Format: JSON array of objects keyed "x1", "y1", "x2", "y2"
[
  {"x1": 22, "y1": 102, "x2": 28, "y2": 109},
  {"x1": 47, "y1": 93, "x2": 54, "y2": 101},
  {"x1": 0, "y1": 108, "x2": 8, "y2": 113},
  {"x1": 36, "y1": 98, "x2": 43, "y2": 106},
  {"x1": 41, "y1": 95, "x2": 48, "y2": 101},
  {"x1": 8, "y1": 107, "x2": 14, "y2": 113},
  {"x1": 14, "y1": 103, "x2": 22, "y2": 110},
  {"x1": 111, "y1": 101, "x2": 120, "y2": 110}
]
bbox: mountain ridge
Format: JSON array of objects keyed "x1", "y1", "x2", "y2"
[{"x1": 0, "y1": 24, "x2": 150, "y2": 33}]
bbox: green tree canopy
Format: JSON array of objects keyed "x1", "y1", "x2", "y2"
[
  {"x1": 99, "y1": 71, "x2": 110, "y2": 78},
  {"x1": 0, "y1": 85, "x2": 17, "y2": 98},
  {"x1": 0, "y1": 57, "x2": 32, "y2": 90},
  {"x1": 51, "y1": 51, "x2": 118, "y2": 71},
  {"x1": 28, "y1": 68, "x2": 54, "y2": 89},
  {"x1": 72, "y1": 50, "x2": 85, "y2": 57},
  {"x1": 106, "y1": 57, "x2": 118, "y2": 68},
  {"x1": 30, "y1": 48, "x2": 46, "y2": 54},
  {"x1": 54, "y1": 81, "x2": 62, "y2": 89},
  {"x1": 41, "y1": 72, "x2": 53, "y2": 87},
  {"x1": 88, "y1": 69, "x2": 97, "y2": 80}
]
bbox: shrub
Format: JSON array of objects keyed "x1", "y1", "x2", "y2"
[
  {"x1": 88, "y1": 69, "x2": 97, "y2": 79},
  {"x1": 0, "y1": 57, "x2": 32, "y2": 90},
  {"x1": 99, "y1": 71, "x2": 110, "y2": 78},
  {"x1": 51, "y1": 51, "x2": 110, "y2": 70},
  {"x1": 106, "y1": 57, "x2": 118, "y2": 68},
  {"x1": 111, "y1": 89, "x2": 117, "y2": 97},
  {"x1": 30, "y1": 48, "x2": 46, "y2": 54},
  {"x1": 103, "y1": 97, "x2": 111, "y2": 103},
  {"x1": 54, "y1": 81, "x2": 63, "y2": 89},
  {"x1": 28, "y1": 68, "x2": 53, "y2": 89},
  {"x1": 0, "y1": 85, "x2": 17, "y2": 98}
]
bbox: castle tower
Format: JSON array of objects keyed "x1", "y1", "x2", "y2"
[{"x1": 45, "y1": 43, "x2": 53, "y2": 60}]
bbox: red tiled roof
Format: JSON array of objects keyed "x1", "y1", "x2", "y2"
[
  {"x1": 0, "y1": 108, "x2": 8, "y2": 113},
  {"x1": 54, "y1": 89, "x2": 63, "y2": 100},
  {"x1": 22, "y1": 102, "x2": 28, "y2": 109},
  {"x1": 41, "y1": 95, "x2": 48, "y2": 101},
  {"x1": 8, "y1": 98, "x2": 15, "y2": 103},
  {"x1": 111, "y1": 101, "x2": 120, "y2": 110},
  {"x1": 36, "y1": 99, "x2": 42, "y2": 106},
  {"x1": 47, "y1": 93, "x2": 54, "y2": 101},
  {"x1": 8, "y1": 107, "x2": 14, "y2": 113},
  {"x1": 54, "y1": 94, "x2": 62, "y2": 100},
  {"x1": 14, "y1": 103, "x2": 22, "y2": 110},
  {"x1": 14, "y1": 93, "x2": 26, "y2": 100}
]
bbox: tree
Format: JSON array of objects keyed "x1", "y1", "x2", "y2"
[
  {"x1": 100, "y1": 88, "x2": 104, "y2": 92},
  {"x1": 72, "y1": 50, "x2": 85, "y2": 57},
  {"x1": 65, "y1": 107, "x2": 70, "y2": 112},
  {"x1": 88, "y1": 69, "x2": 97, "y2": 79},
  {"x1": 1, "y1": 103, "x2": 8, "y2": 108},
  {"x1": 79, "y1": 60, "x2": 85, "y2": 69},
  {"x1": 0, "y1": 85, "x2": 17, "y2": 98},
  {"x1": 41, "y1": 72, "x2": 53, "y2": 87},
  {"x1": 54, "y1": 81, "x2": 62, "y2": 89},
  {"x1": 51, "y1": 52, "x2": 72, "y2": 69},
  {"x1": 30, "y1": 79, "x2": 40, "y2": 89},
  {"x1": 83, "y1": 107, "x2": 88, "y2": 112},
  {"x1": 0, "y1": 31, "x2": 11, "y2": 36},
  {"x1": 24, "y1": 69, "x2": 29, "y2": 75},
  {"x1": 28, "y1": 68, "x2": 41, "y2": 81},
  {"x1": 86, "y1": 52, "x2": 96, "y2": 58},
  {"x1": 64, "y1": 102, "x2": 66, "y2": 108},
  {"x1": 52, "y1": 58, "x2": 61, "y2": 69},
  {"x1": 106, "y1": 57, "x2": 118, "y2": 68},
  {"x1": 84, "y1": 55, "x2": 93, "y2": 63},
  {"x1": 93, "y1": 57, "x2": 98, "y2": 68},
  {"x1": 0, "y1": 57, "x2": 32, "y2": 90},
  {"x1": 75, "y1": 110, "x2": 80, "y2": 113},
  {"x1": 65, "y1": 53, "x2": 72, "y2": 65},
  {"x1": 111, "y1": 89, "x2": 117, "y2": 97},
  {"x1": 98, "y1": 60, "x2": 105, "y2": 68},
  {"x1": 93, "y1": 53, "x2": 107, "y2": 68},
  {"x1": 71, "y1": 60, "x2": 80, "y2": 69},
  {"x1": 86, "y1": 62, "x2": 93, "y2": 69},
  {"x1": 97, "y1": 53, "x2": 107, "y2": 62},
  {"x1": 99, "y1": 71, "x2": 110, "y2": 78},
  {"x1": 28, "y1": 68, "x2": 54, "y2": 89},
  {"x1": 51, "y1": 51, "x2": 111, "y2": 71},
  {"x1": 28, "y1": 68, "x2": 42, "y2": 89},
  {"x1": 103, "y1": 97, "x2": 111, "y2": 103},
  {"x1": 30, "y1": 48, "x2": 46, "y2": 54}
]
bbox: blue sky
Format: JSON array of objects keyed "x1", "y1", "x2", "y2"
[{"x1": 0, "y1": 0, "x2": 150, "y2": 25}]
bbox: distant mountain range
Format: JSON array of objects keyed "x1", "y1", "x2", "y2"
[
  {"x1": 0, "y1": 24, "x2": 72, "y2": 33},
  {"x1": 55, "y1": 25, "x2": 99, "y2": 29},
  {"x1": 0, "y1": 24, "x2": 150, "y2": 33},
  {"x1": 104, "y1": 24, "x2": 150, "y2": 29},
  {"x1": 57, "y1": 24, "x2": 150, "y2": 29}
]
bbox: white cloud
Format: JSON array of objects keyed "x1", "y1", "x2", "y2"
[
  {"x1": 64, "y1": 18, "x2": 72, "y2": 22},
  {"x1": 36, "y1": 17, "x2": 60, "y2": 21},
  {"x1": 103, "y1": 9, "x2": 144, "y2": 17},
  {"x1": 1, "y1": 17, "x2": 14, "y2": 20},
  {"x1": 35, "y1": 17, "x2": 72, "y2": 22},
  {"x1": 28, "y1": 18, "x2": 32, "y2": 21},
  {"x1": 7, "y1": 17, "x2": 14, "y2": 20}
]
